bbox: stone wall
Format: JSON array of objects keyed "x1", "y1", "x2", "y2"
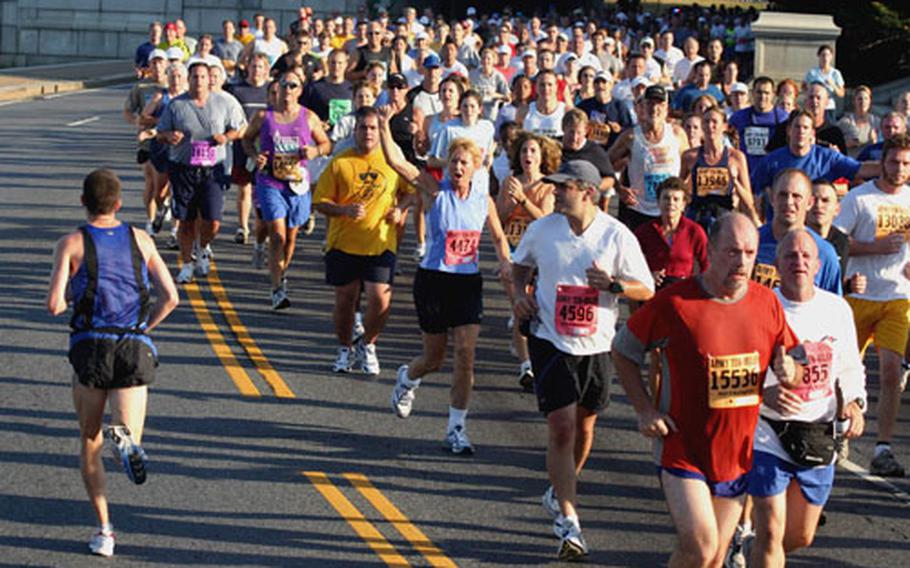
[{"x1": 0, "y1": 0, "x2": 360, "y2": 67}]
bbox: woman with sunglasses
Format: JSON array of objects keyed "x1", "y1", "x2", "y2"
[{"x1": 242, "y1": 70, "x2": 330, "y2": 310}]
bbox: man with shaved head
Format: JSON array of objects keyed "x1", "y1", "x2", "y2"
[
  {"x1": 747, "y1": 228, "x2": 866, "y2": 565},
  {"x1": 613, "y1": 212, "x2": 801, "y2": 567}
]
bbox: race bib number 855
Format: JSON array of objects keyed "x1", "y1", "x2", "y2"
[{"x1": 707, "y1": 351, "x2": 761, "y2": 409}]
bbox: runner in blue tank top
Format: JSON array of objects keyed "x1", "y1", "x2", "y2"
[
  {"x1": 377, "y1": 104, "x2": 512, "y2": 455},
  {"x1": 46, "y1": 169, "x2": 178, "y2": 558},
  {"x1": 242, "y1": 69, "x2": 330, "y2": 309}
]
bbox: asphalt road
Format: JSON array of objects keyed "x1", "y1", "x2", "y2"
[{"x1": 0, "y1": 86, "x2": 907, "y2": 567}]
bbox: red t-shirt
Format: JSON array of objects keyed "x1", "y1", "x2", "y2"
[
  {"x1": 626, "y1": 278, "x2": 798, "y2": 482},
  {"x1": 634, "y1": 217, "x2": 709, "y2": 280}
]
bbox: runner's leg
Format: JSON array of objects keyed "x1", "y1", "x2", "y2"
[
  {"x1": 333, "y1": 280, "x2": 361, "y2": 347},
  {"x1": 268, "y1": 219, "x2": 287, "y2": 288},
  {"x1": 782, "y1": 482, "x2": 823, "y2": 553},
  {"x1": 408, "y1": 331, "x2": 448, "y2": 378},
  {"x1": 711, "y1": 494, "x2": 747, "y2": 567},
  {"x1": 662, "y1": 471, "x2": 722, "y2": 568},
  {"x1": 199, "y1": 219, "x2": 220, "y2": 250},
  {"x1": 237, "y1": 182, "x2": 252, "y2": 235},
  {"x1": 573, "y1": 406, "x2": 598, "y2": 475},
  {"x1": 142, "y1": 162, "x2": 158, "y2": 225},
  {"x1": 284, "y1": 226, "x2": 301, "y2": 271},
  {"x1": 108, "y1": 385, "x2": 149, "y2": 444},
  {"x1": 362, "y1": 282, "x2": 392, "y2": 345},
  {"x1": 450, "y1": 324, "x2": 480, "y2": 410},
  {"x1": 751, "y1": 492, "x2": 787, "y2": 567},
  {"x1": 73, "y1": 381, "x2": 110, "y2": 527},
  {"x1": 178, "y1": 218, "x2": 196, "y2": 263},
  {"x1": 877, "y1": 347, "x2": 903, "y2": 442},
  {"x1": 547, "y1": 403, "x2": 579, "y2": 518}
]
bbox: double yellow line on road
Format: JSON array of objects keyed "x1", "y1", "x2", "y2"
[
  {"x1": 304, "y1": 471, "x2": 457, "y2": 567},
  {"x1": 183, "y1": 259, "x2": 295, "y2": 398}
]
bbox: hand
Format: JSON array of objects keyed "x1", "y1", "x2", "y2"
[
  {"x1": 164, "y1": 131, "x2": 184, "y2": 145},
  {"x1": 876, "y1": 233, "x2": 905, "y2": 255},
  {"x1": 498, "y1": 260, "x2": 513, "y2": 284},
  {"x1": 505, "y1": 177, "x2": 526, "y2": 205},
  {"x1": 301, "y1": 145, "x2": 321, "y2": 160},
  {"x1": 384, "y1": 206, "x2": 402, "y2": 224},
  {"x1": 763, "y1": 384, "x2": 803, "y2": 416},
  {"x1": 618, "y1": 185, "x2": 638, "y2": 206},
  {"x1": 138, "y1": 115, "x2": 158, "y2": 129},
  {"x1": 256, "y1": 152, "x2": 269, "y2": 171},
  {"x1": 842, "y1": 401, "x2": 865, "y2": 439},
  {"x1": 652, "y1": 269, "x2": 666, "y2": 288},
  {"x1": 346, "y1": 203, "x2": 366, "y2": 220},
  {"x1": 638, "y1": 407, "x2": 677, "y2": 438},
  {"x1": 377, "y1": 104, "x2": 393, "y2": 123},
  {"x1": 585, "y1": 260, "x2": 612, "y2": 291},
  {"x1": 512, "y1": 292, "x2": 539, "y2": 320},
  {"x1": 772, "y1": 345, "x2": 798, "y2": 388},
  {"x1": 212, "y1": 133, "x2": 228, "y2": 146},
  {"x1": 849, "y1": 272, "x2": 867, "y2": 294}
]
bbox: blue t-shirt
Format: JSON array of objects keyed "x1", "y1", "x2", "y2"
[
  {"x1": 672, "y1": 84, "x2": 725, "y2": 112},
  {"x1": 728, "y1": 106, "x2": 790, "y2": 172},
  {"x1": 857, "y1": 142, "x2": 883, "y2": 162},
  {"x1": 134, "y1": 41, "x2": 156, "y2": 68},
  {"x1": 750, "y1": 144, "x2": 862, "y2": 222},
  {"x1": 755, "y1": 224, "x2": 842, "y2": 295}
]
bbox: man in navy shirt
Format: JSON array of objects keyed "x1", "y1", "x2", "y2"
[
  {"x1": 753, "y1": 168, "x2": 842, "y2": 294},
  {"x1": 858, "y1": 111, "x2": 907, "y2": 162},
  {"x1": 672, "y1": 61, "x2": 724, "y2": 112},
  {"x1": 728, "y1": 76, "x2": 789, "y2": 172},
  {"x1": 134, "y1": 22, "x2": 163, "y2": 77},
  {"x1": 576, "y1": 71, "x2": 633, "y2": 149}
]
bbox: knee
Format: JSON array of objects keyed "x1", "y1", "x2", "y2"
[
  {"x1": 548, "y1": 414, "x2": 576, "y2": 448},
  {"x1": 783, "y1": 529, "x2": 815, "y2": 552},
  {"x1": 453, "y1": 343, "x2": 475, "y2": 368},
  {"x1": 424, "y1": 349, "x2": 446, "y2": 373},
  {"x1": 675, "y1": 528, "x2": 717, "y2": 567}
]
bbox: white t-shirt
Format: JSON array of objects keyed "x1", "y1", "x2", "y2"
[
  {"x1": 755, "y1": 287, "x2": 866, "y2": 465},
  {"x1": 672, "y1": 55, "x2": 703, "y2": 87},
  {"x1": 834, "y1": 180, "x2": 910, "y2": 301},
  {"x1": 512, "y1": 211, "x2": 654, "y2": 355}
]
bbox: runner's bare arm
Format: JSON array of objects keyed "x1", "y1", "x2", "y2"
[
  {"x1": 848, "y1": 233, "x2": 905, "y2": 256},
  {"x1": 612, "y1": 345, "x2": 677, "y2": 437},
  {"x1": 678, "y1": 148, "x2": 696, "y2": 184},
  {"x1": 856, "y1": 160, "x2": 881, "y2": 181},
  {"x1": 586, "y1": 260, "x2": 654, "y2": 302},
  {"x1": 485, "y1": 196, "x2": 512, "y2": 281},
  {"x1": 47, "y1": 233, "x2": 79, "y2": 316},
  {"x1": 241, "y1": 110, "x2": 267, "y2": 169},
  {"x1": 135, "y1": 230, "x2": 178, "y2": 332},
  {"x1": 731, "y1": 151, "x2": 760, "y2": 225},
  {"x1": 377, "y1": 105, "x2": 439, "y2": 199},
  {"x1": 304, "y1": 111, "x2": 332, "y2": 159}
]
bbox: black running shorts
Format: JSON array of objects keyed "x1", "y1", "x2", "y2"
[
  {"x1": 528, "y1": 334, "x2": 610, "y2": 415},
  {"x1": 413, "y1": 267, "x2": 483, "y2": 334},
  {"x1": 69, "y1": 336, "x2": 158, "y2": 389}
]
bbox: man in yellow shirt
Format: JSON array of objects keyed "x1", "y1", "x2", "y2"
[{"x1": 314, "y1": 106, "x2": 414, "y2": 375}]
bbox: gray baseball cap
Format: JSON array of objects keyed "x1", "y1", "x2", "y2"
[{"x1": 544, "y1": 160, "x2": 601, "y2": 187}]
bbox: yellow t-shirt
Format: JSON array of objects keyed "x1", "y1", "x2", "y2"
[
  {"x1": 314, "y1": 147, "x2": 411, "y2": 256},
  {"x1": 330, "y1": 34, "x2": 355, "y2": 50}
]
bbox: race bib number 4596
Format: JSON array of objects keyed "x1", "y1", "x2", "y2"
[
  {"x1": 707, "y1": 351, "x2": 761, "y2": 409},
  {"x1": 555, "y1": 284, "x2": 599, "y2": 337}
]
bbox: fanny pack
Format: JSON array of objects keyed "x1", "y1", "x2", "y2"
[{"x1": 765, "y1": 418, "x2": 835, "y2": 468}]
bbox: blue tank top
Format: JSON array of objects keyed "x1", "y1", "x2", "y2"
[
  {"x1": 687, "y1": 147, "x2": 734, "y2": 233},
  {"x1": 421, "y1": 178, "x2": 489, "y2": 274},
  {"x1": 70, "y1": 224, "x2": 150, "y2": 336}
]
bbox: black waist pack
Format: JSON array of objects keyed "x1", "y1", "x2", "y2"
[{"x1": 765, "y1": 418, "x2": 835, "y2": 468}]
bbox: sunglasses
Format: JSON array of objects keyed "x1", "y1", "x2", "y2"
[{"x1": 280, "y1": 81, "x2": 301, "y2": 89}]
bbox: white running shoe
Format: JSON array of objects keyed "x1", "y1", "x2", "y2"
[
  {"x1": 195, "y1": 246, "x2": 212, "y2": 277},
  {"x1": 554, "y1": 515, "x2": 588, "y2": 561},
  {"x1": 391, "y1": 365, "x2": 417, "y2": 418},
  {"x1": 412, "y1": 242, "x2": 426, "y2": 262},
  {"x1": 445, "y1": 424, "x2": 474, "y2": 455},
  {"x1": 333, "y1": 347, "x2": 353, "y2": 373},
  {"x1": 88, "y1": 529, "x2": 115, "y2": 557},
  {"x1": 175, "y1": 262, "x2": 195, "y2": 284},
  {"x1": 304, "y1": 213, "x2": 316, "y2": 235},
  {"x1": 106, "y1": 425, "x2": 147, "y2": 485},
  {"x1": 165, "y1": 230, "x2": 179, "y2": 251},
  {"x1": 358, "y1": 341, "x2": 380, "y2": 376},
  {"x1": 234, "y1": 227, "x2": 249, "y2": 244},
  {"x1": 271, "y1": 285, "x2": 290, "y2": 310},
  {"x1": 518, "y1": 360, "x2": 535, "y2": 393},
  {"x1": 144, "y1": 220, "x2": 155, "y2": 235},
  {"x1": 542, "y1": 485, "x2": 560, "y2": 519},
  {"x1": 252, "y1": 242, "x2": 267, "y2": 269}
]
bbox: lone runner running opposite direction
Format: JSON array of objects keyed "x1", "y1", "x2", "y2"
[{"x1": 46, "y1": 169, "x2": 178, "y2": 557}]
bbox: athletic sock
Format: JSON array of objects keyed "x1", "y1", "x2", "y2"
[
  {"x1": 100, "y1": 523, "x2": 113, "y2": 535},
  {"x1": 447, "y1": 406, "x2": 467, "y2": 432},
  {"x1": 875, "y1": 442, "x2": 892, "y2": 458}
]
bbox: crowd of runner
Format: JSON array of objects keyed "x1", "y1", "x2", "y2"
[{"x1": 44, "y1": 1, "x2": 910, "y2": 564}]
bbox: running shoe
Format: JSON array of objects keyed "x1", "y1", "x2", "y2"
[
  {"x1": 445, "y1": 424, "x2": 474, "y2": 455},
  {"x1": 252, "y1": 242, "x2": 267, "y2": 269},
  {"x1": 554, "y1": 515, "x2": 588, "y2": 561},
  {"x1": 152, "y1": 205, "x2": 167, "y2": 234},
  {"x1": 518, "y1": 360, "x2": 535, "y2": 393},
  {"x1": 106, "y1": 425, "x2": 147, "y2": 485},
  {"x1": 271, "y1": 285, "x2": 290, "y2": 311},
  {"x1": 234, "y1": 227, "x2": 249, "y2": 244},
  {"x1": 391, "y1": 365, "x2": 417, "y2": 418},
  {"x1": 165, "y1": 230, "x2": 179, "y2": 251},
  {"x1": 144, "y1": 220, "x2": 155, "y2": 235},
  {"x1": 724, "y1": 523, "x2": 753, "y2": 568},
  {"x1": 870, "y1": 449, "x2": 906, "y2": 477},
  {"x1": 352, "y1": 311, "x2": 365, "y2": 342},
  {"x1": 88, "y1": 529, "x2": 115, "y2": 557},
  {"x1": 332, "y1": 347, "x2": 353, "y2": 373},
  {"x1": 901, "y1": 360, "x2": 910, "y2": 392},
  {"x1": 542, "y1": 485, "x2": 560, "y2": 519},
  {"x1": 412, "y1": 242, "x2": 426, "y2": 262},
  {"x1": 195, "y1": 245, "x2": 212, "y2": 277},
  {"x1": 358, "y1": 341, "x2": 381, "y2": 376},
  {"x1": 175, "y1": 262, "x2": 195, "y2": 284},
  {"x1": 304, "y1": 213, "x2": 316, "y2": 235}
]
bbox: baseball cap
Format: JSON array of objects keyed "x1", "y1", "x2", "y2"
[
  {"x1": 496, "y1": 44, "x2": 511, "y2": 55},
  {"x1": 644, "y1": 85, "x2": 669, "y2": 102},
  {"x1": 164, "y1": 22, "x2": 177, "y2": 32},
  {"x1": 423, "y1": 53, "x2": 441, "y2": 68},
  {"x1": 604, "y1": 36, "x2": 615, "y2": 45},
  {"x1": 730, "y1": 82, "x2": 749, "y2": 94},
  {"x1": 594, "y1": 71, "x2": 613, "y2": 83},
  {"x1": 239, "y1": 19, "x2": 250, "y2": 28},
  {"x1": 521, "y1": 49, "x2": 537, "y2": 59},
  {"x1": 148, "y1": 48, "x2": 168, "y2": 61},
  {"x1": 640, "y1": 37, "x2": 655, "y2": 48},
  {"x1": 544, "y1": 160, "x2": 602, "y2": 188},
  {"x1": 166, "y1": 46, "x2": 184, "y2": 60},
  {"x1": 415, "y1": 31, "x2": 428, "y2": 41},
  {"x1": 630, "y1": 76, "x2": 651, "y2": 90},
  {"x1": 466, "y1": 6, "x2": 476, "y2": 16},
  {"x1": 565, "y1": 53, "x2": 578, "y2": 62},
  {"x1": 387, "y1": 73, "x2": 408, "y2": 89}
]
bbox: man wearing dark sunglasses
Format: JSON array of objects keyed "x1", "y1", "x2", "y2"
[{"x1": 347, "y1": 21, "x2": 393, "y2": 82}]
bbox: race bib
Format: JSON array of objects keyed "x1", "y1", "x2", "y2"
[
  {"x1": 791, "y1": 341, "x2": 834, "y2": 402},
  {"x1": 505, "y1": 217, "x2": 530, "y2": 248},
  {"x1": 444, "y1": 230, "x2": 481, "y2": 266},
  {"x1": 555, "y1": 284, "x2": 599, "y2": 337},
  {"x1": 272, "y1": 152, "x2": 303, "y2": 181},
  {"x1": 644, "y1": 173, "x2": 671, "y2": 202},
  {"x1": 752, "y1": 263, "x2": 780, "y2": 288},
  {"x1": 743, "y1": 126, "x2": 769, "y2": 156},
  {"x1": 875, "y1": 204, "x2": 910, "y2": 240},
  {"x1": 695, "y1": 167, "x2": 730, "y2": 197},
  {"x1": 328, "y1": 98, "x2": 353, "y2": 126},
  {"x1": 189, "y1": 140, "x2": 217, "y2": 166},
  {"x1": 707, "y1": 351, "x2": 761, "y2": 409},
  {"x1": 586, "y1": 121, "x2": 612, "y2": 144}
]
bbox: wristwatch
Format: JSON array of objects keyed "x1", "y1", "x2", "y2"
[
  {"x1": 607, "y1": 280, "x2": 624, "y2": 295},
  {"x1": 852, "y1": 397, "x2": 866, "y2": 411}
]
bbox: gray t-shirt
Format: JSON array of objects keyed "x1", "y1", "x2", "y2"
[
  {"x1": 468, "y1": 68, "x2": 509, "y2": 120},
  {"x1": 158, "y1": 92, "x2": 247, "y2": 166},
  {"x1": 213, "y1": 39, "x2": 243, "y2": 78}
]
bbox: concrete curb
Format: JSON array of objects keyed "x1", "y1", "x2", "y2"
[{"x1": 0, "y1": 72, "x2": 135, "y2": 102}]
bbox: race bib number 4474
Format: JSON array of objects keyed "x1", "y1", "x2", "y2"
[
  {"x1": 707, "y1": 351, "x2": 761, "y2": 409},
  {"x1": 444, "y1": 230, "x2": 481, "y2": 266}
]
